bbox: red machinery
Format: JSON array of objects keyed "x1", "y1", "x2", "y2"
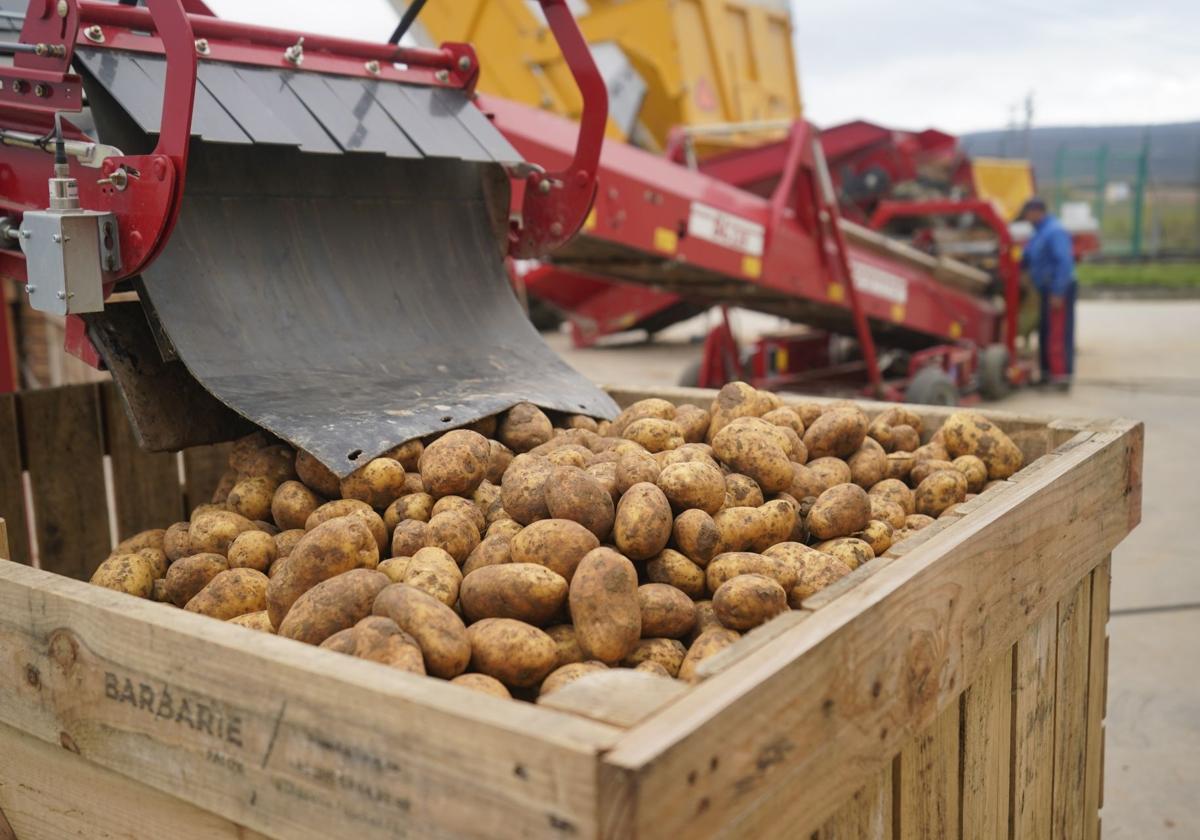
[
  {"x1": 0, "y1": 0, "x2": 617, "y2": 472},
  {"x1": 507, "y1": 109, "x2": 1017, "y2": 403}
]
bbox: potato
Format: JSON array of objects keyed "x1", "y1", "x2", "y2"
[
  {"x1": 391, "y1": 519, "x2": 428, "y2": 557},
  {"x1": 273, "y1": 528, "x2": 306, "y2": 562},
  {"x1": 584, "y1": 461, "x2": 620, "y2": 502},
  {"x1": 383, "y1": 492, "x2": 434, "y2": 530},
  {"x1": 653, "y1": 461, "x2": 724, "y2": 515},
  {"x1": 113, "y1": 528, "x2": 165, "y2": 555},
  {"x1": 461, "y1": 533, "x2": 512, "y2": 576},
  {"x1": 940, "y1": 412, "x2": 1023, "y2": 479},
  {"x1": 498, "y1": 402, "x2": 553, "y2": 453},
  {"x1": 623, "y1": 638, "x2": 687, "y2": 677},
  {"x1": 460, "y1": 563, "x2": 568, "y2": 626},
  {"x1": 674, "y1": 404, "x2": 711, "y2": 443},
  {"x1": 723, "y1": 474, "x2": 764, "y2": 509},
  {"x1": 319, "y1": 627, "x2": 357, "y2": 654},
  {"x1": 564, "y1": 414, "x2": 600, "y2": 432},
  {"x1": 424, "y1": 509, "x2": 480, "y2": 564},
  {"x1": 914, "y1": 470, "x2": 968, "y2": 517},
  {"x1": 539, "y1": 661, "x2": 608, "y2": 696},
  {"x1": 277, "y1": 568, "x2": 390, "y2": 645},
  {"x1": 164, "y1": 553, "x2": 229, "y2": 607},
  {"x1": 189, "y1": 510, "x2": 257, "y2": 556},
  {"x1": 884, "y1": 451, "x2": 916, "y2": 481},
  {"x1": 229, "y1": 431, "x2": 270, "y2": 472},
  {"x1": 509, "y1": 519, "x2": 598, "y2": 583},
  {"x1": 545, "y1": 445, "x2": 588, "y2": 468},
  {"x1": 952, "y1": 455, "x2": 988, "y2": 493},
  {"x1": 306, "y1": 499, "x2": 388, "y2": 553},
  {"x1": 748, "y1": 499, "x2": 796, "y2": 552},
  {"x1": 711, "y1": 506, "x2": 760, "y2": 554},
  {"x1": 787, "y1": 463, "x2": 826, "y2": 500},
  {"x1": 912, "y1": 440, "x2": 951, "y2": 463},
  {"x1": 450, "y1": 673, "x2": 511, "y2": 699},
  {"x1": 352, "y1": 616, "x2": 425, "y2": 674},
  {"x1": 632, "y1": 660, "x2": 671, "y2": 677},
  {"x1": 612, "y1": 398, "x2": 676, "y2": 436},
  {"x1": 706, "y1": 551, "x2": 795, "y2": 594},
  {"x1": 761, "y1": 406, "x2": 804, "y2": 436},
  {"x1": 228, "y1": 610, "x2": 274, "y2": 633},
  {"x1": 373, "y1": 583, "x2": 471, "y2": 678},
  {"x1": 382, "y1": 439, "x2": 424, "y2": 471},
  {"x1": 671, "y1": 509, "x2": 722, "y2": 567},
  {"x1": 706, "y1": 382, "x2": 762, "y2": 440},
  {"x1": 185, "y1": 568, "x2": 269, "y2": 620},
  {"x1": 90, "y1": 553, "x2": 157, "y2": 598},
  {"x1": 658, "y1": 442, "x2": 719, "y2": 470},
  {"x1": 867, "y1": 407, "x2": 923, "y2": 452},
  {"x1": 711, "y1": 418, "x2": 793, "y2": 493},
  {"x1": 805, "y1": 458, "x2": 851, "y2": 493},
  {"x1": 545, "y1": 624, "x2": 585, "y2": 669},
  {"x1": 223, "y1": 476, "x2": 276, "y2": 522},
  {"x1": 910, "y1": 459, "x2": 956, "y2": 486},
  {"x1": 855, "y1": 520, "x2": 894, "y2": 556},
  {"x1": 807, "y1": 483, "x2": 871, "y2": 540},
  {"x1": 487, "y1": 519, "x2": 523, "y2": 540},
  {"x1": 712, "y1": 573, "x2": 788, "y2": 631},
  {"x1": 500, "y1": 454, "x2": 554, "y2": 525},
  {"x1": 814, "y1": 537, "x2": 874, "y2": 570},
  {"x1": 638, "y1": 583, "x2": 697, "y2": 638},
  {"x1": 569, "y1": 548, "x2": 641, "y2": 664},
  {"x1": 400, "y1": 472, "x2": 425, "y2": 495},
  {"x1": 691, "y1": 600, "x2": 722, "y2": 641},
  {"x1": 616, "y1": 450, "x2": 660, "y2": 495},
  {"x1": 905, "y1": 513, "x2": 936, "y2": 530},
  {"x1": 623, "y1": 418, "x2": 684, "y2": 453},
  {"x1": 869, "y1": 478, "x2": 915, "y2": 515},
  {"x1": 377, "y1": 556, "x2": 410, "y2": 583},
  {"x1": 802, "y1": 406, "x2": 868, "y2": 459},
  {"x1": 295, "y1": 449, "x2": 340, "y2": 498},
  {"x1": 543, "y1": 466, "x2": 615, "y2": 540},
  {"x1": 467, "y1": 618, "x2": 557, "y2": 687},
  {"x1": 267, "y1": 517, "x2": 379, "y2": 627},
  {"x1": 787, "y1": 552, "x2": 853, "y2": 606},
  {"x1": 402, "y1": 546, "x2": 462, "y2": 607},
  {"x1": 151, "y1": 578, "x2": 169, "y2": 602},
  {"x1": 240, "y1": 444, "x2": 297, "y2": 485},
  {"x1": 163, "y1": 521, "x2": 191, "y2": 562},
  {"x1": 432, "y1": 495, "x2": 486, "y2": 535},
  {"x1": 678, "y1": 627, "x2": 741, "y2": 682},
  {"x1": 613, "y1": 482, "x2": 673, "y2": 561},
  {"x1": 227, "y1": 529, "x2": 278, "y2": 573},
  {"x1": 418, "y1": 429, "x2": 491, "y2": 498},
  {"x1": 869, "y1": 497, "x2": 907, "y2": 530},
  {"x1": 847, "y1": 438, "x2": 887, "y2": 489},
  {"x1": 645, "y1": 549, "x2": 706, "y2": 598}
]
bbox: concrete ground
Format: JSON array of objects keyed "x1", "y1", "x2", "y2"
[{"x1": 547, "y1": 299, "x2": 1200, "y2": 838}]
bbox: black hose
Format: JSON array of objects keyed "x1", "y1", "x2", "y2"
[{"x1": 388, "y1": 0, "x2": 429, "y2": 45}]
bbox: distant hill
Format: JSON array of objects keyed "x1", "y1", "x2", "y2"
[{"x1": 962, "y1": 122, "x2": 1200, "y2": 186}]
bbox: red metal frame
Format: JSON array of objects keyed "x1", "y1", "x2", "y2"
[{"x1": 0, "y1": 0, "x2": 606, "y2": 390}]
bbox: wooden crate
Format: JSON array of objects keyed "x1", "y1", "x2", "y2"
[{"x1": 0, "y1": 383, "x2": 1142, "y2": 839}]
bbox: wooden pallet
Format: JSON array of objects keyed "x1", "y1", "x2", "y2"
[{"x1": 0, "y1": 383, "x2": 1142, "y2": 839}]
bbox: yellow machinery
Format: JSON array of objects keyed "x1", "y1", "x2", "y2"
[
  {"x1": 413, "y1": 0, "x2": 801, "y2": 152},
  {"x1": 970, "y1": 158, "x2": 1036, "y2": 222}
]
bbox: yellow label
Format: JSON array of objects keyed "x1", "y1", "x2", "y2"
[
  {"x1": 741, "y1": 255, "x2": 762, "y2": 278},
  {"x1": 584, "y1": 208, "x2": 597, "y2": 231},
  {"x1": 949, "y1": 321, "x2": 962, "y2": 339},
  {"x1": 654, "y1": 227, "x2": 678, "y2": 253},
  {"x1": 776, "y1": 347, "x2": 788, "y2": 371},
  {"x1": 890, "y1": 303, "x2": 905, "y2": 322},
  {"x1": 828, "y1": 283, "x2": 845, "y2": 302}
]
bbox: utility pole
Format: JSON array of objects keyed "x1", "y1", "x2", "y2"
[{"x1": 1022, "y1": 90, "x2": 1034, "y2": 159}]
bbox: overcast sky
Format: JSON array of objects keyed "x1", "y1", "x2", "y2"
[{"x1": 208, "y1": 0, "x2": 1200, "y2": 134}]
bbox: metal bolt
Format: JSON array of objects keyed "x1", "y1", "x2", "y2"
[
  {"x1": 536, "y1": 179, "x2": 552, "y2": 194},
  {"x1": 284, "y1": 37, "x2": 304, "y2": 65},
  {"x1": 33, "y1": 83, "x2": 48, "y2": 97},
  {"x1": 84, "y1": 25, "x2": 104, "y2": 43},
  {"x1": 364, "y1": 60, "x2": 380, "y2": 75},
  {"x1": 56, "y1": 291, "x2": 66, "y2": 300},
  {"x1": 24, "y1": 284, "x2": 34, "y2": 294},
  {"x1": 457, "y1": 55, "x2": 472, "y2": 72},
  {"x1": 11, "y1": 80, "x2": 26, "y2": 94},
  {"x1": 194, "y1": 38, "x2": 210, "y2": 55},
  {"x1": 435, "y1": 69, "x2": 450, "y2": 83}
]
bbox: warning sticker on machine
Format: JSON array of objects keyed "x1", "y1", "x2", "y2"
[
  {"x1": 688, "y1": 203, "x2": 765, "y2": 256},
  {"x1": 849, "y1": 259, "x2": 909, "y2": 305}
]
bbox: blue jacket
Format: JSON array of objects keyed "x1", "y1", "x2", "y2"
[{"x1": 1021, "y1": 215, "x2": 1076, "y2": 296}]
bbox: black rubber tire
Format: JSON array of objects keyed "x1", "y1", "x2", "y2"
[
  {"x1": 979, "y1": 343, "x2": 1012, "y2": 401},
  {"x1": 905, "y1": 365, "x2": 959, "y2": 406}
]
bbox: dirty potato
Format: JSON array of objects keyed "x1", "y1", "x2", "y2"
[
  {"x1": 90, "y1": 553, "x2": 158, "y2": 598},
  {"x1": 854, "y1": 520, "x2": 894, "y2": 556},
  {"x1": 638, "y1": 583, "x2": 697, "y2": 639},
  {"x1": 706, "y1": 551, "x2": 795, "y2": 594},
  {"x1": 869, "y1": 497, "x2": 907, "y2": 531},
  {"x1": 545, "y1": 624, "x2": 585, "y2": 669},
  {"x1": 295, "y1": 450, "x2": 340, "y2": 498},
  {"x1": 189, "y1": 510, "x2": 257, "y2": 556},
  {"x1": 227, "y1": 529, "x2": 278, "y2": 573},
  {"x1": 164, "y1": 553, "x2": 229, "y2": 607},
  {"x1": 419, "y1": 430, "x2": 491, "y2": 498},
  {"x1": 952, "y1": 455, "x2": 988, "y2": 493},
  {"x1": 184, "y1": 568, "x2": 269, "y2": 620},
  {"x1": 613, "y1": 482, "x2": 673, "y2": 561},
  {"x1": 450, "y1": 673, "x2": 511, "y2": 699},
  {"x1": 623, "y1": 418, "x2": 685, "y2": 453},
  {"x1": 269, "y1": 480, "x2": 323, "y2": 531},
  {"x1": 568, "y1": 548, "x2": 641, "y2": 664},
  {"x1": 277, "y1": 568, "x2": 390, "y2": 645},
  {"x1": 402, "y1": 546, "x2": 462, "y2": 607},
  {"x1": 674, "y1": 404, "x2": 711, "y2": 444},
  {"x1": 814, "y1": 537, "x2": 874, "y2": 570},
  {"x1": 467, "y1": 618, "x2": 557, "y2": 687},
  {"x1": 869, "y1": 478, "x2": 915, "y2": 515},
  {"x1": 712, "y1": 573, "x2": 788, "y2": 631},
  {"x1": 623, "y1": 638, "x2": 687, "y2": 676},
  {"x1": 807, "y1": 483, "x2": 871, "y2": 540},
  {"x1": 305, "y1": 499, "x2": 388, "y2": 554},
  {"x1": 645, "y1": 549, "x2": 706, "y2": 599},
  {"x1": 544, "y1": 466, "x2": 615, "y2": 540},
  {"x1": 847, "y1": 438, "x2": 887, "y2": 488},
  {"x1": 424, "y1": 509, "x2": 481, "y2": 564},
  {"x1": 500, "y1": 454, "x2": 554, "y2": 525},
  {"x1": 352, "y1": 616, "x2": 425, "y2": 674},
  {"x1": 266, "y1": 517, "x2": 379, "y2": 627},
  {"x1": 678, "y1": 627, "x2": 741, "y2": 682},
  {"x1": 460, "y1": 563, "x2": 568, "y2": 626},
  {"x1": 671, "y1": 509, "x2": 722, "y2": 567},
  {"x1": 802, "y1": 406, "x2": 868, "y2": 459},
  {"x1": 940, "y1": 411, "x2": 1023, "y2": 480},
  {"x1": 711, "y1": 418, "x2": 793, "y2": 493},
  {"x1": 228, "y1": 611, "x2": 274, "y2": 633},
  {"x1": 498, "y1": 403, "x2": 554, "y2": 453},
  {"x1": 914, "y1": 469, "x2": 968, "y2": 517},
  {"x1": 377, "y1": 557, "x2": 410, "y2": 583},
  {"x1": 383, "y1": 492, "x2": 434, "y2": 530},
  {"x1": 461, "y1": 533, "x2": 513, "y2": 576},
  {"x1": 656, "y1": 461, "x2": 725, "y2": 515},
  {"x1": 786, "y1": 552, "x2": 853, "y2": 606},
  {"x1": 538, "y1": 661, "x2": 608, "y2": 697},
  {"x1": 509, "y1": 519, "x2": 598, "y2": 582},
  {"x1": 373, "y1": 583, "x2": 471, "y2": 679}
]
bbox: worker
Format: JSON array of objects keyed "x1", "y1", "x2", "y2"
[{"x1": 1019, "y1": 198, "x2": 1076, "y2": 389}]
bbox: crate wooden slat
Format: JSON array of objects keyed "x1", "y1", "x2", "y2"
[
  {"x1": 0, "y1": 392, "x2": 29, "y2": 565},
  {"x1": 0, "y1": 384, "x2": 1142, "y2": 839}
]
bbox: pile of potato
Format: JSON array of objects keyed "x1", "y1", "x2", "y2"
[{"x1": 90, "y1": 384, "x2": 1024, "y2": 701}]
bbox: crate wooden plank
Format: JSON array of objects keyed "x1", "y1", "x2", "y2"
[
  {"x1": 1011, "y1": 606, "x2": 1057, "y2": 840},
  {"x1": 960, "y1": 648, "x2": 1013, "y2": 840},
  {"x1": 695, "y1": 610, "x2": 810, "y2": 679},
  {"x1": 0, "y1": 560, "x2": 621, "y2": 840},
  {"x1": 101, "y1": 382, "x2": 185, "y2": 540},
  {"x1": 1083, "y1": 558, "x2": 1111, "y2": 840},
  {"x1": 183, "y1": 443, "x2": 233, "y2": 509},
  {"x1": 1052, "y1": 575, "x2": 1093, "y2": 840},
  {"x1": 600, "y1": 420, "x2": 1140, "y2": 840},
  {"x1": 815, "y1": 765, "x2": 892, "y2": 840},
  {"x1": 537, "y1": 670, "x2": 689, "y2": 728},
  {"x1": 0, "y1": 393, "x2": 30, "y2": 564},
  {"x1": 0, "y1": 720, "x2": 270, "y2": 840},
  {"x1": 895, "y1": 699, "x2": 959, "y2": 840},
  {"x1": 19, "y1": 384, "x2": 110, "y2": 577}
]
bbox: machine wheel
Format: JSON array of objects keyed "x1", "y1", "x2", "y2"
[
  {"x1": 979, "y1": 343, "x2": 1012, "y2": 400},
  {"x1": 906, "y1": 365, "x2": 959, "y2": 406}
]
